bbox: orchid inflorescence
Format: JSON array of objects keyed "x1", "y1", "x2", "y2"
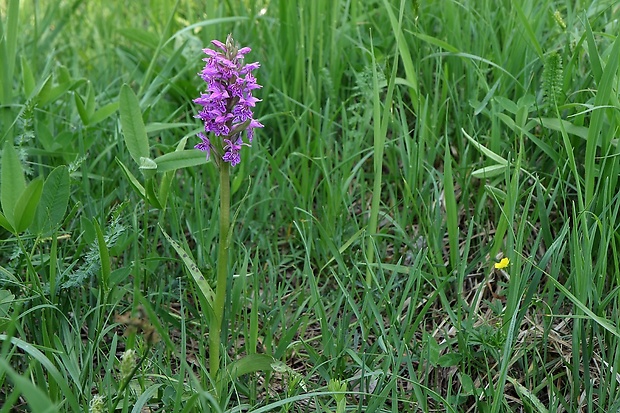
[{"x1": 194, "y1": 34, "x2": 263, "y2": 167}]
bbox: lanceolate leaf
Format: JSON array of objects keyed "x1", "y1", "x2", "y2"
[
  {"x1": 74, "y1": 92, "x2": 89, "y2": 124},
  {"x1": 159, "y1": 225, "x2": 214, "y2": 313},
  {"x1": 0, "y1": 211, "x2": 13, "y2": 233},
  {"x1": 14, "y1": 177, "x2": 43, "y2": 233},
  {"x1": 115, "y1": 157, "x2": 146, "y2": 199},
  {"x1": 31, "y1": 166, "x2": 71, "y2": 235},
  {"x1": 154, "y1": 149, "x2": 208, "y2": 172},
  {"x1": 472, "y1": 164, "x2": 509, "y2": 179},
  {"x1": 89, "y1": 101, "x2": 119, "y2": 126},
  {"x1": 1, "y1": 141, "x2": 26, "y2": 227},
  {"x1": 462, "y1": 129, "x2": 508, "y2": 165},
  {"x1": 226, "y1": 354, "x2": 276, "y2": 381},
  {"x1": 119, "y1": 84, "x2": 149, "y2": 165}
]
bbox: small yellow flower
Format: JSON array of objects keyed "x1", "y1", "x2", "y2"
[{"x1": 494, "y1": 257, "x2": 510, "y2": 269}]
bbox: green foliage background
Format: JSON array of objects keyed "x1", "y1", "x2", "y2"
[{"x1": 1, "y1": 0, "x2": 620, "y2": 411}]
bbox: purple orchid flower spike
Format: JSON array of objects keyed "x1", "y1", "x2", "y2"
[{"x1": 194, "y1": 34, "x2": 263, "y2": 167}]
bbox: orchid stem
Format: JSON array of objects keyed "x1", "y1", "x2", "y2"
[{"x1": 211, "y1": 160, "x2": 230, "y2": 396}]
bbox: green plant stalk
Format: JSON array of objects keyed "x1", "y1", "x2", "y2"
[
  {"x1": 110, "y1": 343, "x2": 152, "y2": 410},
  {"x1": 365, "y1": 37, "x2": 398, "y2": 288},
  {"x1": 211, "y1": 161, "x2": 230, "y2": 392}
]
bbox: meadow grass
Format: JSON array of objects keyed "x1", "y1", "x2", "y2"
[{"x1": 1, "y1": 0, "x2": 620, "y2": 411}]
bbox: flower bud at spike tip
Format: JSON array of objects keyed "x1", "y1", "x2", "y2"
[{"x1": 193, "y1": 34, "x2": 263, "y2": 167}]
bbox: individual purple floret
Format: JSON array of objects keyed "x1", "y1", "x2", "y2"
[{"x1": 194, "y1": 34, "x2": 263, "y2": 167}]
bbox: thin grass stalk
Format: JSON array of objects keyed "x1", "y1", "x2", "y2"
[{"x1": 365, "y1": 36, "x2": 398, "y2": 287}]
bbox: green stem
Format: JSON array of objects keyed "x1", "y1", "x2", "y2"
[{"x1": 210, "y1": 161, "x2": 231, "y2": 393}]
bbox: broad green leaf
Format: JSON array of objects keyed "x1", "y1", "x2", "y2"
[
  {"x1": 80, "y1": 216, "x2": 96, "y2": 244},
  {"x1": 39, "y1": 83, "x2": 72, "y2": 106},
  {"x1": 1, "y1": 142, "x2": 26, "y2": 226},
  {"x1": 437, "y1": 352, "x2": 462, "y2": 368},
  {"x1": 154, "y1": 149, "x2": 208, "y2": 172},
  {"x1": 35, "y1": 114, "x2": 57, "y2": 152},
  {"x1": 410, "y1": 32, "x2": 459, "y2": 53},
  {"x1": 158, "y1": 170, "x2": 174, "y2": 209},
  {"x1": 515, "y1": 95, "x2": 535, "y2": 126},
  {"x1": 36, "y1": 74, "x2": 52, "y2": 102},
  {"x1": 74, "y1": 92, "x2": 89, "y2": 124},
  {"x1": 38, "y1": 68, "x2": 74, "y2": 106},
  {"x1": 472, "y1": 164, "x2": 509, "y2": 179},
  {"x1": 145, "y1": 178, "x2": 163, "y2": 209},
  {"x1": 473, "y1": 79, "x2": 500, "y2": 116},
  {"x1": 494, "y1": 96, "x2": 519, "y2": 114},
  {"x1": 496, "y1": 112, "x2": 517, "y2": 132},
  {"x1": 119, "y1": 84, "x2": 149, "y2": 164},
  {"x1": 58, "y1": 65, "x2": 71, "y2": 84},
  {"x1": 131, "y1": 384, "x2": 163, "y2": 413},
  {"x1": 14, "y1": 177, "x2": 43, "y2": 233},
  {"x1": 0, "y1": 289, "x2": 15, "y2": 317},
  {"x1": 536, "y1": 118, "x2": 589, "y2": 140},
  {"x1": 424, "y1": 333, "x2": 440, "y2": 366},
  {"x1": 110, "y1": 266, "x2": 132, "y2": 287},
  {"x1": 159, "y1": 225, "x2": 214, "y2": 311},
  {"x1": 328, "y1": 379, "x2": 347, "y2": 412},
  {"x1": 89, "y1": 101, "x2": 119, "y2": 126},
  {"x1": 226, "y1": 354, "x2": 275, "y2": 381},
  {"x1": 31, "y1": 166, "x2": 70, "y2": 235},
  {"x1": 115, "y1": 157, "x2": 146, "y2": 199},
  {"x1": 462, "y1": 129, "x2": 508, "y2": 165},
  {"x1": 0, "y1": 211, "x2": 14, "y2": 232},
  {"x1": 85, "y1": 82, "x2": 96, "y2": 117},
  {"x1": 460, "y1": 373, "x2": 475, "y2": 395},
  {"x1": 485, "y1": 184, "x2": 507, "y2": 201}
]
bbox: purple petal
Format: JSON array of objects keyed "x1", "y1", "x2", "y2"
[{"x1": 211, "y1": 39, "x2": 226, "y2": 51}]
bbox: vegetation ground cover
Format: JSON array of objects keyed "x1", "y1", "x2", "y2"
[{"x1": 1, "y1": 0, "x2": 620, "y2": 412}]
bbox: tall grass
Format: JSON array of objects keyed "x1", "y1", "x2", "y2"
[{"x1": 1, "y1": 0, "x2": 620, "y2": 411}]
